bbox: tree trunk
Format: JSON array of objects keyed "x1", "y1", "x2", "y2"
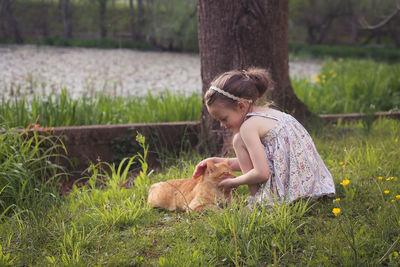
[
  {"x1": 99, "y1": 0, "x2": 107, "y2": 38},
  {"x1": 60, "y1": 0, "x2": 73, "y2": 38},
  {"x1": 3, "y1": 0, "x2": 23, "y2": 43},
  {"x1": 388, "y1": 21, "x2": 400, "y2": 48},
  {"x1": 129, "y1": 0, "x2": 136, "y2": 40},
  {"x1": 197, "y1": 0, "x2": 314, "y2": 154},
  {"x1": 0, "y1": 1, "x2": 6, "y2": 38},
  {"x1": 137, "y1": 0, "x2": 144, "y2": 40},
  {"x1": 111, "y1": 0, "x2": 116, "y2": 38},
  {"x1": 40, "y1": 0, "x2": 49, "y2": 38}
]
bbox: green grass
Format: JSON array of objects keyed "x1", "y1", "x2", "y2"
[
  {"x1": 0, "y1": 126, "x2": 68, "y2": 216},
  {"x1": 0, "y1": 119, "x2": 399, "y2": 266},
  {"x1": 37, "y1": 36, "x2": 155, "y2": 50},
  {"x1": 0, "y1": 89, "x2": 202, "y2": 128},
  {"x1": 289, "y1": 43, "x2": 400, "y2": 63},
  {"x1": 292, "y1": 58, "x2": 400, "y2": 114}
]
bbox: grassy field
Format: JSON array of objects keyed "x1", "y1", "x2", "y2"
[
  {"x1": 0, "y1": 119, "x2": 399, "y2": 266},
  {"x1": 292, "y1": 58, "x2": 400, "y2": 114},
  {"x1": 0, "y1": 90, "x2": 201, "y2": 128}
]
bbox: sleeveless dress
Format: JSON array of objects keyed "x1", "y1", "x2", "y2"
[{"x1": 245, "y1": 110, "x2": 335, "y2": 206}]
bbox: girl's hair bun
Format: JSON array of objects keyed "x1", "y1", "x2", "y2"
[{"x1": 243, "y1": 67, "x2": 274, "y2": 98}]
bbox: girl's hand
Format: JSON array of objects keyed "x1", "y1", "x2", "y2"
[
  {"x1": 192, "y1": 158, "x2": 214, "y2": 178},
  {"x1": 218, "y1": 178, "x2": 238, "y2": 191}
]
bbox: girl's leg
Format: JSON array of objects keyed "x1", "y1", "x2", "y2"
[{"x1": 232, "y1": 133, "x2": 259, "y2": 195}]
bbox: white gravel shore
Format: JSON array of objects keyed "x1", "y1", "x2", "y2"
[{"x1": 0, "y1": 45, "x2": 321, "y2": 99}]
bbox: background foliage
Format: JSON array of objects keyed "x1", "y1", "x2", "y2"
[{"x1": 1, "y1": 0, "x2": 399, "y2": 51}]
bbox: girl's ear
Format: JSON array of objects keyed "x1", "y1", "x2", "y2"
[
  {"x1": 237, "y1": 101, "x2": 248, "y2": 112},
  {"x1": 206, "y1": 160, "x2": 216, "y2": 173}
]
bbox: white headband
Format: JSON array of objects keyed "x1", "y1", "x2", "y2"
[{"x1": 209, "y1": 86, "x2": 253, "y2": 103}]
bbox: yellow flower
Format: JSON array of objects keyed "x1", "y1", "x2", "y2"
[
  {"x1": 395, "y1": 138, "x2": 398, "y2": 143},
  {"x1": 339, "y1": 162, "x2": 344, "y2": 165},
  {"x1": 396, "y1": 195, "x2": 400, "y2": 199},
  {"x1": 384, "y1": 190, "x2": 390, "y2": 194},
  {"x1": 392, "y1": 199, "x2": 396, "y2": 203},
  {"x1": 340, "y1": 180, "x2": 350, "y2": 186},
  {"x1": 332, "y1": 208, "x2": 341, "y2": 216},
  {"x1": 335, "y1": 198, "x2": 341, "y2": 202},
  {"x1": 342, "y1": 164, "x2": 346, "y2": 168},
  {"x1": 312, "y1": 75, "x2": 320, "y2": 83},
  {"x1": 378, "y1": 176, "x2": 383, "y2": 180}
]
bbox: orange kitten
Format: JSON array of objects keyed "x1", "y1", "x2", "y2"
[{"x1": 147, "y1": 160, "x2": 235, "y2": 212}]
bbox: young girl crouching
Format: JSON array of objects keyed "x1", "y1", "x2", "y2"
[{"x1": 193, "y1": 68, "x2": 335, "y2": 206}]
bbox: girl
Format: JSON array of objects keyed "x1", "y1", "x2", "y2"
[{"x1": 193, "y1": 68, "x2": 335, "y2": 206}]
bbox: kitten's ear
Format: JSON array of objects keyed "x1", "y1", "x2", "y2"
[{"x1": 206, "y1": 160, "x2": 216, "y2": 173}]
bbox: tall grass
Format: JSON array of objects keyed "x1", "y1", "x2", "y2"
[
  {"x1": 292, "y1": 58, "x2": 400, "y2": 114},
  {"x1": 0, "y1": 89, "x2": 202, "y2": 128},
  {"x1": 0, "y1": 126, "x2": 67, "y2": 216},
  {"x1": 0, "y1": 119, "x2": 399, "y2": 265}
]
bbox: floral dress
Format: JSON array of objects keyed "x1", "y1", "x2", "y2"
[{"x1": 246, "y1": 111, "x2": 335, "y2": 206}]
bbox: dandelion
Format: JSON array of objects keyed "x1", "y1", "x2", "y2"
[
  {"x1": 378, "y1": 176, "x2": 383, "y2": 180},
  {"x1": 342, "y1": 164, "x2": 346, "y2": 168},
  {"x1": 384, "y1": 190, "x2": 390, "y2": 194},
  {"x1": 335, "y1": 198, "x2": 341, "y2": 202},
  {"x1": 340, "y1": 180, "x2": 350, "y2": 186},
  {"x1": 332, "y1": 208, "x2": 341, "y2": 216},
  {"x1": 339, "y1": 162, "x2": 344, "y2": 166},
  {"x1": 396, "y1": 195, "x2": 400, "y2": 199}
]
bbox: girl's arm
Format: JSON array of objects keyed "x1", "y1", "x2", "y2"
[
  {"x1": 192, "y1": 157, "x2": 240, "y2": 178},
  {"x1": 218, "y1": 121, "x2": 270, "y2": 189}
]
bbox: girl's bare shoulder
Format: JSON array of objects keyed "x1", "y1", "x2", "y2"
[{"x1": 241, "y1": 110, "x2": 278, "y2": 137}]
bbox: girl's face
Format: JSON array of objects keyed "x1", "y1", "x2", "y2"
[{"x1": 207, "y1": 101, "x2": 248, "y2": 133}]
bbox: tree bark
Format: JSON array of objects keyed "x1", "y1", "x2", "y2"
[
  {"x1": 99, "y1": 0, "x2": 107, "y2": 38},
  {"x1": 3, "y1": 0, "x2": 23, "y2": 43},
  {"x1": 137, "y1": 0, "x2": 144, "y2": 40},
  {"x1": 197, "y1": 0, "x2": 314, "y2": 154},
  {"x1": 129, "y1": 0, "x2": 136, "y2": 40},
  {"x1": 60, "y1": 0, "x2": 73, "y2": 38}
]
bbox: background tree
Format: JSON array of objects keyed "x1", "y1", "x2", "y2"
[
  {"x1": 290, "y1": 0, "x2": 348, "y2": 44},
  {"x1": 60, "y1": 0, "x2": 72, "y2": 38},
  {"x1": 1, "y1": 0, "x2": 23, "y2": 43},
  {"x1": 129, "y1": 0, "x2": 137, "y2": 40},
  {"x1": 358, "y1": 0, "x2": 400, "y2": 48},
  {"x1": 90, "y1": 0, "x2": 108, "y2": 38},
  {"x1": 197, "y1": 0, "x2": 313, "y2": 154}
]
